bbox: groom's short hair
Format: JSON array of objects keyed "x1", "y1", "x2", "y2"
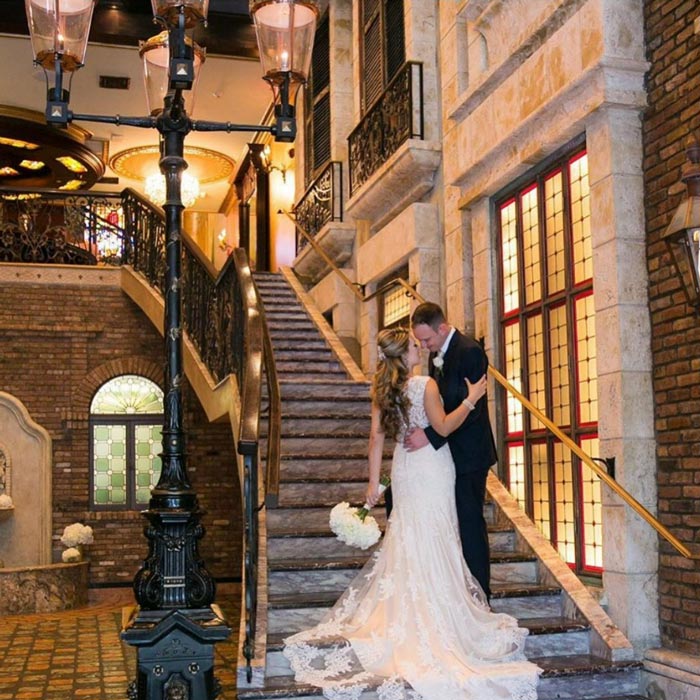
[{"x1": 411, "y1": 302, "x2": 446, "y2": 330}]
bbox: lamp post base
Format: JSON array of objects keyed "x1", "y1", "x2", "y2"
[{"x1": 122, "y1": 605, "x2": 231, "y2": 700}]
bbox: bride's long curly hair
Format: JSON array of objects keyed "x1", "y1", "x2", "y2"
[{"x1": 371, "y1": 328, "x2": 411, "y2": 440}]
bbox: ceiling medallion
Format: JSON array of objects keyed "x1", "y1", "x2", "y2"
[{"x1": 109, "y1": 145, "x2": 236, "y2": 185}]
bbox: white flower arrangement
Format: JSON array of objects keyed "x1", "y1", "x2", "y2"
[
  {"x1": 62, "y1": 547, "x2": 82, "y2": 563},
  {"x1": 60, "y1": 522, "x2": 94, "y2": 548},
  {"x1": 0, "y1": 493, "x2": 13, "y2": 509},
  {"x1": 329, "y1": 476, "x2": 390, "y2": 550}
]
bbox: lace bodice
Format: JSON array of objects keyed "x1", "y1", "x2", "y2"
[{"x1": 397, "y1": 376, "x2": 431, "y2": 441}]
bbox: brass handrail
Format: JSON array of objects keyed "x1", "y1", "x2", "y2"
[
  {"x1": 488, "y1": 366, "x2": 691, "y2": 559},
  {"x1": 287, "y1": 214, "x2": 692, "y2": 559}
]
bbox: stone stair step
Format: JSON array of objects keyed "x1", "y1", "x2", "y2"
[
  {"x1": 277, "y1": 457, "x2": 378, "y2": 481},
  {"x1": 267, "y1": 526, "x2": 517, "y2": 560},
  {"x1": 277, "y1": 399, "x2": 371, "y2": 416},
  {"x1": 275, "y1": 361, "x2": 344, "y2": 373},
  {"x1": 238, "y1": 659, "x2": 641, "y2": 700},
  {"x1": 273, "y1": 350, "x2": 338, "y2": 362},
  {"x1": 268, "y1": 340, "x2": 331, "y2": 352},
  {"x1": 535, "y1": 656, "x2": 642, "y2": 699},
  {"x1": 276, "y1": 379, "x2": 371, "y2": 400},
  {"x1": 265, "y1": 616, "x2": 590, "y2": 665}
]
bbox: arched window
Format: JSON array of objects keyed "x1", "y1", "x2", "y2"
[{"x1": 90, "y1": 375, "x2": 163, "y2": 510}]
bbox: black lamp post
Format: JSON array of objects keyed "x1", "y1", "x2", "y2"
[
  {"x1": 23, "y1": 0, "x2": 317, "y2": 697},
  {"x1": 662, "y1": 135, "x2": 700, "y2": 313}
]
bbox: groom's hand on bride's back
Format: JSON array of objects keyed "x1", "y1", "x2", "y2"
[{"x1": 404, "y1": 427, "x2": 429, "y2": 451}]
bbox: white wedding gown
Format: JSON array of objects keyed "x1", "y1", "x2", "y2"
[{"x1": 284, "y1": 375, "x2": 541, "y2": 700}]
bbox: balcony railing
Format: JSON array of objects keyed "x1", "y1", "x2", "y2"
[
  {"x1": 0, "y1": 188, "x2": 129, "y2": 265},
  {"x1": 293, "y1": 161, "x2": 343, "y2": 254},
  {"x1": 348, "y1": 61, "x2": 424, "y2": 197}
]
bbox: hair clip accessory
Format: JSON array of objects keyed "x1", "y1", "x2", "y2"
[{"x1": 377, "y1": 347, "x2": 386, "y2": 361}]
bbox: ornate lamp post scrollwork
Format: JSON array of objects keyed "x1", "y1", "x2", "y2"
[{"x1": 24, "y1": 0, "x2": 318, "y2": 698}]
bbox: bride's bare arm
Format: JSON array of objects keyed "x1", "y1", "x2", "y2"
[
  {"x1": 424, "y1": 375, "x2": 487, "y2": 437},
  {"x1": 365, "y1": 403, "x2": 385, "y2": 506}
]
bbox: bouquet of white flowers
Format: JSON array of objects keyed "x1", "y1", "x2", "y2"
[
  {"x1": 329, "y1": 475, "x2": 390, "y2": 550},
  {"x1": 60, "y1": 522, "x2": 94, "y2": 548}
]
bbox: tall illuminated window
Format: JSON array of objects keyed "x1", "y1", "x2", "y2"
[
  {"x1": 497, "y1": 146, "x2": 602, "y2": 574},
  {"x1": 90, "y1": 375, "x2": 163, "y2": 510}
]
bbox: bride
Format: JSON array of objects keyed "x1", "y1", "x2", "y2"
[{"x1": 283, "y1": 328, "x2": 541, "y2": 700}]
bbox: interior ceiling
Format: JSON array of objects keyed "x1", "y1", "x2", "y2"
[
  {"x1": 0, "y1": 0, "x2": 273, "y2": 212},
  {"x1": 0, "y1": 0, "x2": 259, "y2": 59}
]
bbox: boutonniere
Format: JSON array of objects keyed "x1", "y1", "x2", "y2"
[{"x1": 433, "y1": 351, "x2": 445, "y2": 375}]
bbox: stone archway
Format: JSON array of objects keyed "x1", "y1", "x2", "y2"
[{"x1": 0, "y1": 392, "x2": 52, "y2": 566}]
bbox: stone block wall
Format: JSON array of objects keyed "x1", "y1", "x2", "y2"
[
  {"x1": 643, "y1": 0, "x2": 700, "y2": 654},
  {"x1": 0, "y1": 270, "x2": 241, "y2": 587}
]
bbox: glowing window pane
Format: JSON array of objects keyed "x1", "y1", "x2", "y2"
[
  {"x1": 92, "y1": 424, "x2": 127, "y2": 506},
  {"x1": 521, "y1": 186, "x2": 541, "y2": 304},
  {"x1": 91, "y1": 375, "x2": 164, "y2": 414},
  {"x1": 531, "y1": 442, "x2": 550, "y2": 539},
  {"x1": 580, "y1": 436, "x2": 602, "y2": 569},
  {"x1": 544, "y1": 171, "x2": 565, "y2": 294},
  {"x1": 570, "y1": 153, "x2": 591, "y2": 284},
  {"x1": 575, "y1": 294, "x2": 598, "y2": 424},
  {"x1": 134, "y1": 424, "x2": 162, "y2": 505},
  {"x1": 526, "y1": 314, "x2": 546, "y2": 431},
  {"x1": 500, "y1": 201, "x2": 519, "y2": 313},
  {"x1": 549, "y1": 305, "x2": 570, "y2": 426},
  {"x1": 382, "y1": 284, "x2": 411, "y2": 328},
  {"x1": 504, "y1": 321, "x2": 522, "y2": 434},
  {"x1": 553, "y1": 442, "x2": 575, "y2": 564},
  {"x1": 508, "y1": 444, "x2": 526, "y2": 509}
]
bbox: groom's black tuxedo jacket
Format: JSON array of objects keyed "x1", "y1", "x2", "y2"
[{"x1": 424, "y1": 329, "x2": 497, "y2": 474}]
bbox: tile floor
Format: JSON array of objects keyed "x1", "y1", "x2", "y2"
[{"x1": 0, "y1": 585, "x2": 241, "y2": 700}]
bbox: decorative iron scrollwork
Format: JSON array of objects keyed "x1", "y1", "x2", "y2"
[
  {"x1": 348, "y1": 61, "x2": 424, "y2": 196},
  {"x1": 293, "y1": 161, "x2": 343, "y2": 253}
]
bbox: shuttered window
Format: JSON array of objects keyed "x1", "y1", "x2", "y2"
[
  {"x1": 360, "y1": 0, "x2": 405, "y2": 113},
  {"x1": 304, "y1": 14, "x2": 331, "y2": 183}
]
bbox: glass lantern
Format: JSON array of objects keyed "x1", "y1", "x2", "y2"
[
  {"x1": 24, "y1": 0, "x2": 96, "y2": 72},
  {"x1": 250, "y1": 0, "x2": 318, "y2": 88},
  {"x1": 139, "y1": 31, "x2": 206, "y2": 116}
]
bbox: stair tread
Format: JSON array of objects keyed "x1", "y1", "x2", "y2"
[
  {"x1": 238, "y1": 657, "x2": 642, "y2": 698},
  {"x1": 267, "y1": 615, "x2": 587, "y2": 645},
  {"x1": 269, "y1": 551, "x2": 537, "y2": 571},
  {"x1": 268, "y1": 521, "x2": 513, "y2": 537}
]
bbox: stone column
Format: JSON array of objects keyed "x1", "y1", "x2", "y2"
[{"x1": 587, "y1": 104, "x2": 659, "y2": 653}]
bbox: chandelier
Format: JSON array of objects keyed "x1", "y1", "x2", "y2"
[{"x1": 144, "y1": 171, "x2": 200, "y2": 208}]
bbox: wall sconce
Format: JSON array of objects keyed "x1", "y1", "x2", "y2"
[
  {"x1": 250, "y1": 143, "x2": 292, "y2": 182},
  {"x1": 662, "y1": 135, "x2": 700, "y2": 312}
]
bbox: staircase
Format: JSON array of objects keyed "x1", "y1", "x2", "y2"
[{"x1": 241, "y1": 269, "x2": 645, "y2": 700}]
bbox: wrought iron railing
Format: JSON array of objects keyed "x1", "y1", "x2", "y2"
[
  {"x1": 348, "y1": 61, "x2": 424, "y2": 196},
  {"x1": 293, "y1": 161, "x2": 343, "y2": 254},
  {"x1": 0, "y1": 187, "x2": 130, "y2": 265}
]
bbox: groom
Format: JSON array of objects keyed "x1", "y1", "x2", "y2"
[{"x1": 406, "y1": 302, "x2": 497, "y2": 600}]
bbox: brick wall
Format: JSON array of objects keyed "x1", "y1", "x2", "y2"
[
  {"x1": 0, "y1": 277, "x2": 241, "y2": 586},
  {"x1": 644, "y1": 0, "x2": 700, "y2": 653}
]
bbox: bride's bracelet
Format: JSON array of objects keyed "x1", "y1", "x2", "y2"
[{"x1": 462, "y1": 398, "x2": 476, "y2": 411}]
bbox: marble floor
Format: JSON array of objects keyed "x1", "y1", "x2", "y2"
[{"x1": 0, "y1": 585, "x2": 241, "y2": 700}]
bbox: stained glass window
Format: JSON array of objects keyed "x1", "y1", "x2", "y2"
[
  {"x1": 497, "y1": 147, "x2": 601, "y2": 576},
  {"x1": 90, "y1": 375, "x2": 163, "y2": 510}
]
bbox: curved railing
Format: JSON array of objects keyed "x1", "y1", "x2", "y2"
[{"x1": 119, "y1": 190, "x2": 281, "y2": 680}]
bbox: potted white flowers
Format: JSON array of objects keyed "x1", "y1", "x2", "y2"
[{"x1": 60, "y1": 522, "x2": 94, "y2": 563}]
